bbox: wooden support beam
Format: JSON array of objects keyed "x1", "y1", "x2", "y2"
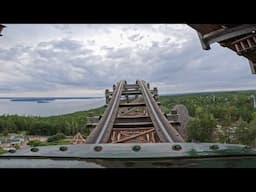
[
  {"x1": 111, "y1": 131, "x2": 116, "y2": 142},
  {"x1": 146, "y1": 133, "x2": 150, "y2": 141},
  {"x1": 253, "y1": 36, "x2": 256, "y2": 43},
  {"x1": 151, "y1": 132, "x2": 156, "y2": 143},
  {"x1": 117, "y1": 133, "x2": 121, "y2": 141}
]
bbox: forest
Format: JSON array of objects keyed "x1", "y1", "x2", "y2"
[
  {"x1": 160, "y1": 90, "x2": 256, "y2": 146},
  {"x1": 0, "y1": 106, "x2": 105, "y2": 137},
  {"x1": 1, "y1": 90, "x2": 256, "y2": 146}
]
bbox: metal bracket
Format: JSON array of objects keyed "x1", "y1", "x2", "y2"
[
  {"x1": 197, "y1": 31, "x2": 210, "y2": 50},
  {"x1": 0, "y1": 24, "x2": 6, "y2": 36},
  {"x1": 249, "y1": 60, "x2": 256, "y2": 74}
]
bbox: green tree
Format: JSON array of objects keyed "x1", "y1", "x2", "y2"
[
  {"x1": 27, "y1": 140, "x2": 48, "y2": 147},
  {"x1": 47, "y1": 132, "x2": 65, "y2": 142},
  {"x1": 14, "y1": 118, "x2": 27, "y2": 131},
  {"x1": 0, "y1": 147, "x2": 6, "y2": 154},
  {"x1": 187, "y1": 112, "x2": 216, "y2": 142},
  {"x1": 3, "y1": 129, "x2": 9, "y2": 136},
  {"x1": 248, "y1": 118, "x2": 256, "y2": 147},
  {"x1": 29, "y1": 121, "x2": 53, "y2": 135},
  {"x1": 235, "y1": 119, "x2": 250, "y2": 145},
  {"x1": 195, "y1": 106, "x2": 204, "y2": 116}
]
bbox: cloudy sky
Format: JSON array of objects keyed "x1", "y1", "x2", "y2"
[{"x1": 0, "y1": 24, "x2": 255, "y2": 97}]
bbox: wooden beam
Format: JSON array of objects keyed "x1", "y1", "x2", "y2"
[
  {"x1": 119, "y1": 102, "x2": 160, "y2": 107},
  {"x1": 113, "y1": 122, "x2": 153, "y2": 128},
  {"x1": 151, "y1": 132, "x2": 156, "y2": 143},
  {"x1": 112, "y1": 127, "x2": 154, "y2": 131},
  {"x1": 117, "y1": 115, "x2": 150, "y2": 119},
  {"x1": 113, "y1": 128, "x2": 155, "y2": 143}
]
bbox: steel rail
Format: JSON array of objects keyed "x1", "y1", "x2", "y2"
[
  {"x1": 138, "y1": 80, "x2": 184, "y2": 143},
  {"x1": 86, "y1": 80, "x2": 125, "y2": 144}
]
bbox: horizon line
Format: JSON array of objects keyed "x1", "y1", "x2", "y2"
[{"x1": 0, "y1": 89, "x2": 256, "y2": 98}]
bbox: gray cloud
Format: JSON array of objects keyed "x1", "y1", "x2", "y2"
[
  {"x1": 105, "y1": 47, "x2": 131, "y2": 59},
  {"x1": 0, "y1": 24, "x2": 255, "y2": 96},
  {"x1": 128, "y1": 33, "x2": 144, "y2": 42},
  {"x1": 53, "y1": 24, "x2": 72, "y2": 34}
]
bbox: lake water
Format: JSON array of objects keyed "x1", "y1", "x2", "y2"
[{"x1": 0, "y1": 98, "x2": 105, "y2": 117}]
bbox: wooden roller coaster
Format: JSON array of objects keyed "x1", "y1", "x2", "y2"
[{"x1": 86, "y1": 80, "x2": 186, "y2": 144}]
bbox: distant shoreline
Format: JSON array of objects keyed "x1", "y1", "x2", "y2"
[
  {"x1": 1, "y1": 89, "x2": 256, "y2": 104},
  {"x1": 0, "y1": 97, "x2": 104, "y2": 103},
  {"x1": 0, "y1": 97, "x2": 105, "y2": 117},
  {"x1": 160, "y1": 89, "x2": 256, "y2": 96},
  {"x1": 1, "y1": 89, "x2": 255, "y2": 99},
  {"x1": 0, "y1": 97, "x2": 103, "y2": 100}
]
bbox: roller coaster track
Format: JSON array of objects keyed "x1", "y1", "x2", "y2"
[{"x1": 86, "y1": 80, "x2": 184, "y2": 144}]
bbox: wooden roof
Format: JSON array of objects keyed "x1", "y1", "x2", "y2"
[
  {"x1": 188, "y1": 24, "x2": 256, "y2": 74},
  {"x1": 189, "y1": 24, "x2": 224, "y2": 35},
  {"x1": 0, "y1": 24, "x2": 5, "y2": 36},
  {"x1": 0, "y1": 24, "x2": 6, "y2": 36},
  {"x1": 73, "y1": 132, "x2": 86, "y2": 144}
]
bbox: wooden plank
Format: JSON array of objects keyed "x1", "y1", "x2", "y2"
[
  {"x1": 109, "y1": 90, "x2": 155, "y2": 95},
  {"x1": 119, "y1": 102, "x2": 160, "y2": 107},
  {"x1": 234, "y1": 43, "x2": 240, "y2": 52},
  {"x1": 117, "y1": 115, "x2": 150, "y2": 119},
  {"x1": 112, "y1": 127, "x2": 153, "y2": 131},
  {"x1": 113, "y1": 129, "x2": 155, "y2": 143},
  {"x1": 113, "y1": 122, "x2": 153, "y2": 128},
  {"x1": 120, "y1": 106, "x2": 138, "y2": 115},
  {"x1": 247, "y1": 39, "x2": 253, "y2": 48},
  {"x1": 87, "y1": 120, "x2": 179, "y2": 127},
  {"x1": 124, "y1": 84, "x2": 139, "y2": 89}
]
